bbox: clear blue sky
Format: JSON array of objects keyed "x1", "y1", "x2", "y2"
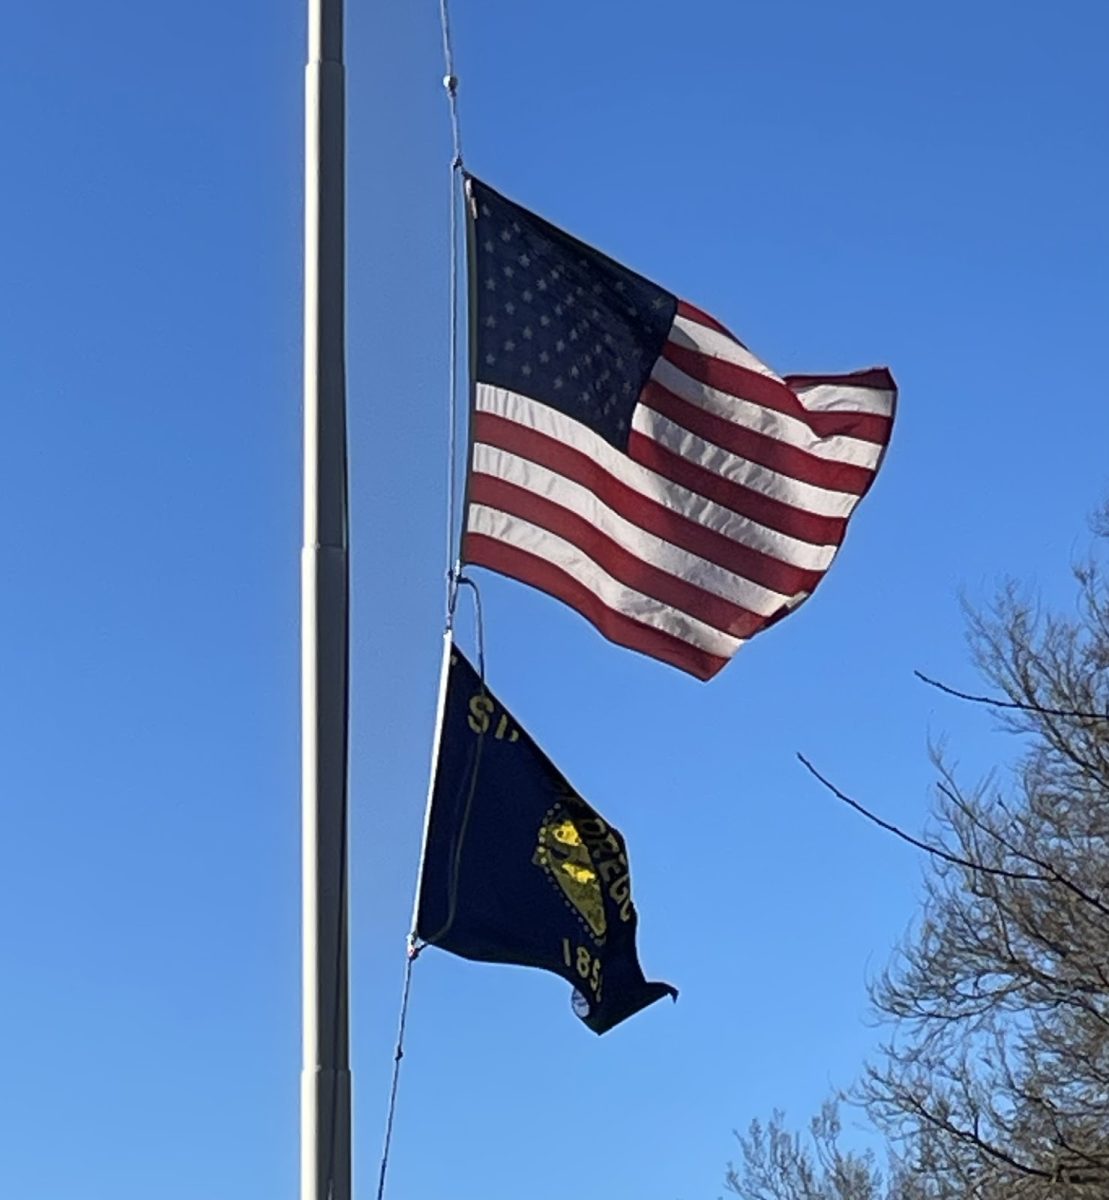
[{"x1": 2, "y1": 2, "x2": 1106, "y2": 1197}]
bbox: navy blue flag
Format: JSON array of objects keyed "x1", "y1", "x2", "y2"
[
  {"x1": 462, "y1": 175, "x2": 897, "y2": 679},
  {"x1": 415, "y1": 644, "x2": 676, "y2": 1034}
]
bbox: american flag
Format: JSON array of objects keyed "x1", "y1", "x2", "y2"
[{"x1": 462, "y1": 177, "x2": 896, "y2": 680}]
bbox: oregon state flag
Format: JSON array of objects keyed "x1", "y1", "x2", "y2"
[{"x1": 415, "y1": 643, "x2": 676, "y2": 1034}]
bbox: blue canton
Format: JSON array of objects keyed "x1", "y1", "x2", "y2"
[{"x1": 469, "y1": 178, "x2": 677, "y2": 452}]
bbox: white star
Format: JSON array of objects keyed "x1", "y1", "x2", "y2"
[
  {"x1": 484, "y1": 315, "x2": 496, "y2": 328},
  {"x1": 522, "y1": 326, "x2": 533, "y2": 339},
  {"x1": 485, "y1": 278, "x2": 496, "y2": 291},
  {"x1": 521, "y1": 363, "x2": 532, "y2": 376},
  {"x1": 505, "y1": 301, "x2": 516, "y2": 315},
  {"x1": 504, "y1": 339, "x2": 516, "y2": 352},
  {"x1": 554, "y1": 376, "x2": 564, "y2": 389}
]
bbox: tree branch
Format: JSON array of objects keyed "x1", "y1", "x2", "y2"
[
  {"x1": 915, "y1": 670, "x2": 1108, "y2": 723},
  {"x1": 796, "y1": 755, "x2": 1048, "y2": 886}
]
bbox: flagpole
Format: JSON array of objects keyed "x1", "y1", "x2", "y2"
[{"x1": 302, "y1": 0, "x2": 351, "y2": 1197}]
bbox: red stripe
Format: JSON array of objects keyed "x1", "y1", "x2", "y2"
[
  {"x1": 662, "y1": 342, "x2": 894, "y2": 446},
  {"x1": 639, "y1": 379, "x2": 874, "y2": 497},
  {"x1": 463, "y1": 533, "x2": 729, "y2": 681},
  {"x1": 469, "y1": 473, "x2": 770, "y2": 639},
  {"x1": 627, "y1": 430, "x2": 850, "y2": 546},
  {"x1": 675, "y1": 299, "x2": 741, "y2": 342},
  {"x1": 473, "y1": 410, "x2": 825, "y2": 595},
  {"x1": 784, "y1": 367, "x2": 897, "y2": 395}
]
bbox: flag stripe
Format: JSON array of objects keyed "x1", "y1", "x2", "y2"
[
  {"x1": 474, "y1": 390, "x2": 841, "y2": 567},
  {"x1": 472, "y1": 416, "x2": 828, "y2": 597},
  {"x1": 652, "y1": 355, "x2": 885, "y2": 470},
  {"x1": 785, "y1": 369, "x2": 898, "y2": 412},
  {"x1": 640, "y1": 379, "x2": 876, "y2": 495},
  {"x1": 675, "y1": 299, "x2": 737, "y2": 340},
  {"x1": 632, "y1": 406, "x2": 861, "y2": 518},
  {"x1": 469, "y1": 462, "x2": 792, "y2": 628},
  {"x1": 663, "y1": 341, "x2": 894, "y2": 445},
  {"x1": 470, "y1": 476, "x2": 772, "y2": 637},
  {"x1": 627, "y1": 430, "x2": 851, "y2": 545},
  {"x1": 467, "y1": 507, "x2": 743, "y2": 657},
  {"x1": 463, "y1": 531, "x2": 731, "y2": 681},
  {"x1": 670, "y1": 313, "x2": 783, "y2": 383}
]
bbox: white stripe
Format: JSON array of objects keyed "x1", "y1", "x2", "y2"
[
  {"x1": 790, "y1": 379, "x2": 896, "y2": 418},
  {"x1": 670, "y1": 314, "x2": 783, "y2": 382},
  {"x1": 468, "y1": 504, "x2": 743, "y2": 659},
  {"x1": 472, "y1": 443, "x2": 801, "y2": 619},
  {"x1": 672, "y1": 315, "x2": 895, "y2": 422},
  {"x1": 475, "y1": 385, "x2": 839, "y2": 568},
  {"x1": 632, "y1": 407, "x2": 861, "y2": 519},
  {"x1": 650, "y1": 356, "x2": 885, "y2": 470}
]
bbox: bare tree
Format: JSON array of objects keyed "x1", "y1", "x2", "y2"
[
  {"x1": 731, "y1": 513, "x2": 1109, "y2": 1199},
  {"x1": 725, "y1": 1101, "x2": 930, "y2": 1200}
]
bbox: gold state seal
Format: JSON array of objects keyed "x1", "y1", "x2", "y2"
[{"x1": 533, "y1": 809, "x2": 606, "y2": 942}]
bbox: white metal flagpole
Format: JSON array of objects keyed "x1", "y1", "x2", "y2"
[{"x1": 302, "y1": 0, "x2": 351, "y2": 1198}]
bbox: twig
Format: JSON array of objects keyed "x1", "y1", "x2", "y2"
[
  {"x1": 796, "y1": 754, "x2": 1047, "y2": 886},
  {"x1": 914, "y1": 671, "x2": 1107, "y2": 723}
]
